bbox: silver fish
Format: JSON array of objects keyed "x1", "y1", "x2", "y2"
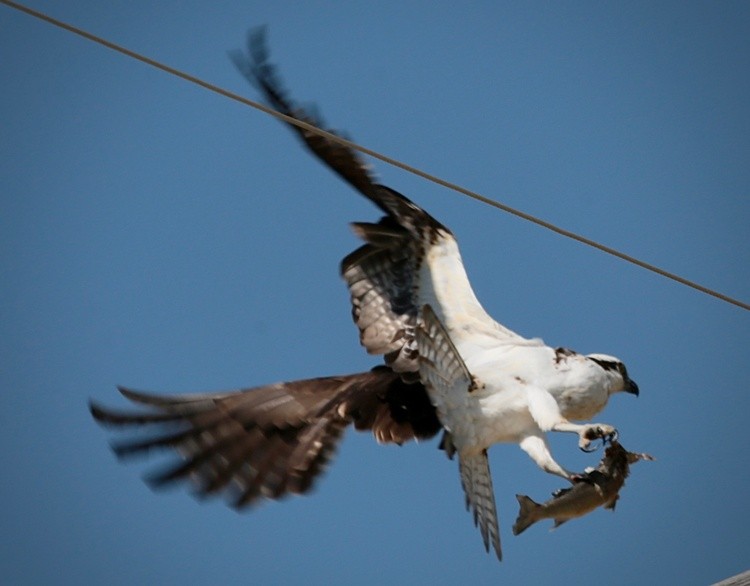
[{"x1": 513, "y1": 441, "x2": 653, "y2": 535}]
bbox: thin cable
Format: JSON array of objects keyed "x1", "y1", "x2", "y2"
[{"x1": 3, "y1": 0, "x2": 748, "y2": 311}]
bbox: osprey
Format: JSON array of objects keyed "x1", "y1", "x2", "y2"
[{"x1": 90, "y1": 30, "x2": 639, "y2": 561}]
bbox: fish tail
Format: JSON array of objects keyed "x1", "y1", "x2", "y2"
[{"x1": 512, "y1": 494, "x2": 541, "y2": 536}]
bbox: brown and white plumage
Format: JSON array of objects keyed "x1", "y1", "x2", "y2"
[
  {"x1": 91, "y1": 29, "x2": 639, "y2": 562},
  {"x1": 90, "y1": 367, "x2": 440, "y2": 507}
]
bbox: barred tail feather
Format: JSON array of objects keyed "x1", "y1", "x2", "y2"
[{"x1": 459, "y1": 451, "x2": 502, "y2": 560}]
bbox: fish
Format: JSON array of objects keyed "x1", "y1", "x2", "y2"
[{"x1": 512, "y1": 441, "x2": 653, "y2": 535}]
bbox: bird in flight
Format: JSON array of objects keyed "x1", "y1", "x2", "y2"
[{"x1": 90, "y1": 29, "x2": 639, "y2": 561}]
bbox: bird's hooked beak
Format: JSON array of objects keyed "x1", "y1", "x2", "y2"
[{"x1": 625, "y1": 378, "x2": 639, "y2": 396}]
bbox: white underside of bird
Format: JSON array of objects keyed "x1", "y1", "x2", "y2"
[
  {"x1": 419, "y1": 232, "x2": 619, "y2": 460},
  {"x1": 414, "y1": 232, "x2": 630, "y2": 559}
]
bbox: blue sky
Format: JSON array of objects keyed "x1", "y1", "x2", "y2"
[{"x1": 2, "y1": 2, "x2": 748, "y2": 584}]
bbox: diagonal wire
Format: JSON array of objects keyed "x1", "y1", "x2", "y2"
[{"x1": 3, "y1": 0, "x2": 748, "y2": 311}]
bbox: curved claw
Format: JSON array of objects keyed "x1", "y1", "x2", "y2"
[{"x1": 579, "y1": 425, "x2": 619, "y2": 453}]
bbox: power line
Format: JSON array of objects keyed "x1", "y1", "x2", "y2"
[{"x1": 3, "y1": 0, "x2": 748, "y2": 312}]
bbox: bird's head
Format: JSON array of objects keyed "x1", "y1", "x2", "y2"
[{"x1": 586, "y1": 353, "x2": 639, "y2": 397}]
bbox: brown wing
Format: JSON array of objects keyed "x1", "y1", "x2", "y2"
[
  {"x1": 232, "y1": 31, "x2": 449, "y2": 374},
  {"x1": 341, "y1": 216, "x2": 421, "y2": 374},
  {"x1": 90, "y1": 366, "x2": 440, "y2": 508},
  {"x1": 341, "y1": 185, "x2": 451, "y2": 375},
  {"x1": 229, "y1": 27, "x2": 380, "y2": 208}
]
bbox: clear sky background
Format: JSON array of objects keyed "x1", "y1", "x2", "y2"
[{"x1": 2, "y1": 2, "x2": 749, "y2": 585}]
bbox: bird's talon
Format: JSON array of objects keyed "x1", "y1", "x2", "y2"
[
  {"x1": 579, "y1": 424, "x2": 618, "y2": 452},
  {"x1": 584, "y1": 426, "x2": 602, "y2": 441}
]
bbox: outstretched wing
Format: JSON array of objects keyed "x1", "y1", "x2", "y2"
[
  {"x1": 416, "y1": 304, "x2": 502, "y2": 560},
  {"x1": 232, "y1": 30, "x2": 521, "y2": 376},
  {"x1": 229, "y1": 27, "x2": 381, "y2": 210},
  {"x1": 90, "y1": 367, "x2": 440, "y2": 508}
]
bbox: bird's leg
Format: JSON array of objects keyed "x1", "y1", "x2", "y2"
[
  {"x1": 519, "y1": 434, "x2": 574, "y2": 480},
  {"x1": 524, "y1": 387, "x2": 617, "y2": 452},
  {"x1": 551, "y1": 420, "x2": 618, "y2": 452}
]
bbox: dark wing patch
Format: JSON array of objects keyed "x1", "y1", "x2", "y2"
[
  {"x1": 349, "y1": 366, "x2": 442, "y2": 443},
  {"x1": 554, "y1": 347, "x2": 578, "y2": 364},
  {"x1": 91, "y1": 368, "x2": 440, "y2": 507}
]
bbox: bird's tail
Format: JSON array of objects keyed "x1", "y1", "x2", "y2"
[
  {"x1": 459, "y1": 451, "x2": 502, "y2": 560},
  {"x1": 512, "y1": 494, "x2": 543, "y2": 535}
]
